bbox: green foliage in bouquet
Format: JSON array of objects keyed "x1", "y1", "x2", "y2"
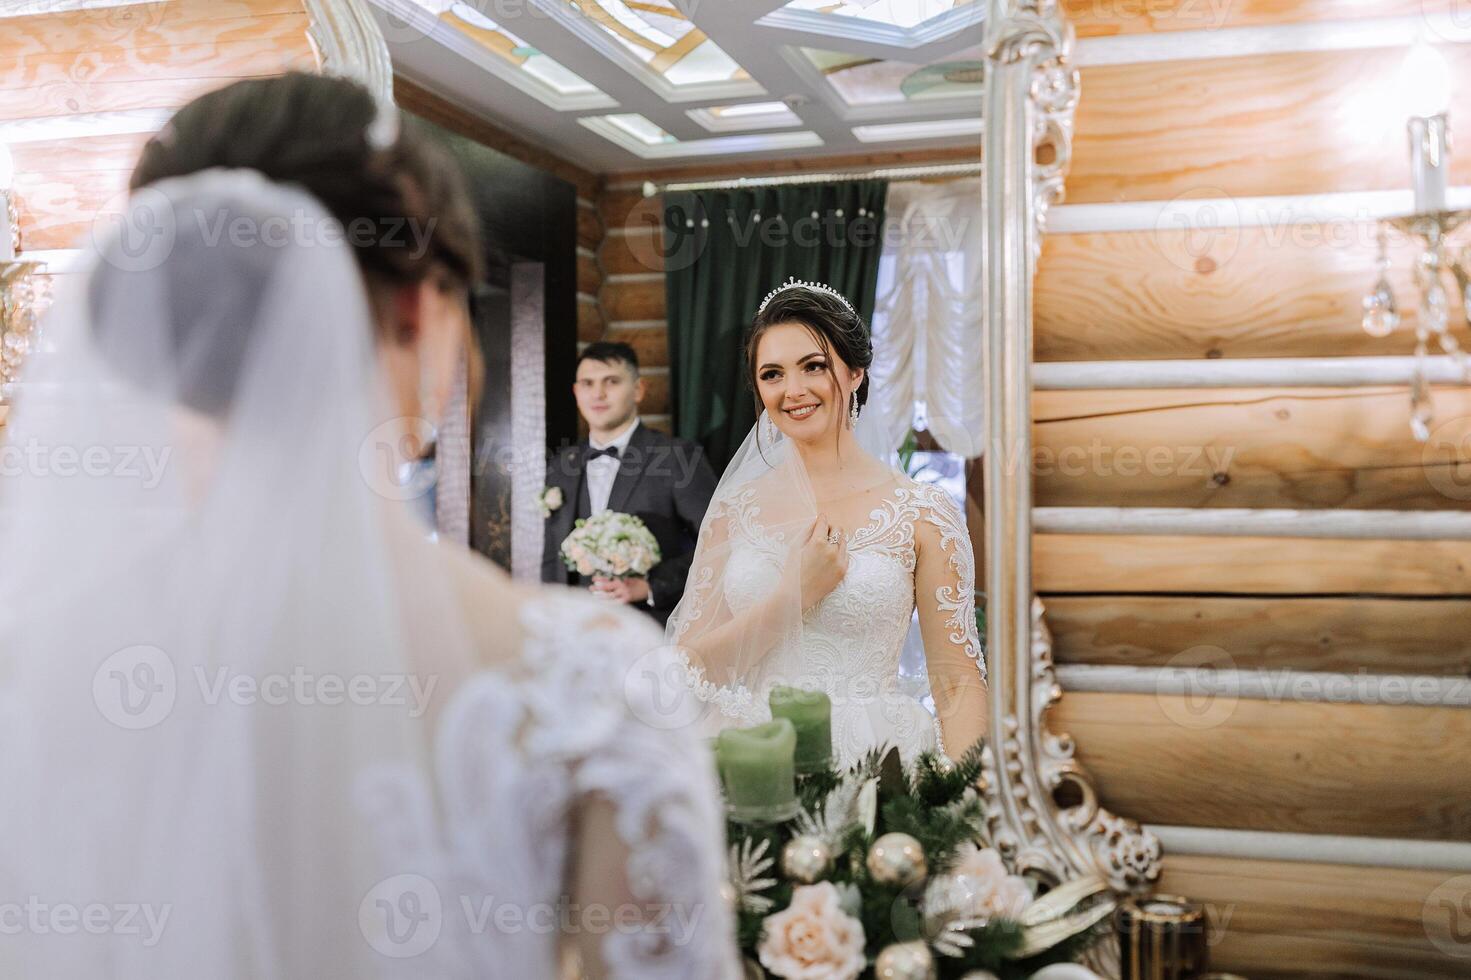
[{"x1": 723, "y1": 739, "x2": 1105, "y2": 979}]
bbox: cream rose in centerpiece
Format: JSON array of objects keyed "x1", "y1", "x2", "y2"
[{"x1": 757, "y1": 881, "x2": 866, "y2": 980}]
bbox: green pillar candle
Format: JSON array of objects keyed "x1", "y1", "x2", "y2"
[
  {"x1": 715, "y1": 718, "x2": 800, "y2": 823},
  {"x1": 769, "y1": 685, "x2": 833, "y2": 773}
]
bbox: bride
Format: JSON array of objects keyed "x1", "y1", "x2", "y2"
[
  {"x1": 0, "y1": 72, "x2": 736, "y2": 979},
  {"x1": 668, "y1": 280, "x2": 989, "y2": 766}
]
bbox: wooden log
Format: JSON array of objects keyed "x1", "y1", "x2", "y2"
[
  {"x1": 1035, "y1": 533, "x2": 1471, "y2": 594},
  {"x1": 576, "y1": 204, "x2": 602, "y2": 252},
  {"x1": 600, "y1": 227, "x2": 663, "y2": 276},
  {"x1": 1070, "y1": 46, "x2": 1471, "y2": 204},
  {"x1": 575, "y1": 296, "x2": 604, "y2": 344},
  {"x1": 637, "y1": 369, "x2": 670, "y2": 417},
  {"x1": 1063, "y1": 0, "x2": 1451, "y2": 38},
  {"x1": 601, "y1": 325, "x2": 668, "y2": 368},
  {"x1": 1033, "y1": 386, "x2": 1471, "y2": 511},
  {"x1": 576, "y1": 250, "x2": 600, "y2": 296},
  {"x1": 603, "y1": 278, "x2": 665, "y2": 323},
  {"x1": 1053, "y1": 692, "x2": 1471, "y2": 840},
  {"x1": 1046, "y1": 595, "x2": 1471, "y2": 675},
  {"x1": 1034, "y1": 224, "x2": 1438, "y2": 360},
  {"x1": 0, "y1": 0, "x2": 308, "y2": 59},
  {"x1": 15, "y1": 169, "x2": 132, "y2": 252},
  {"x1": 1156, "y1": 854, "x2": 1469, "y2": 978}
]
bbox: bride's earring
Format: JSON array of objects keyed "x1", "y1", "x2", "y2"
[
  {"x1": 849, "y1": 395, "x2": 860, "y2": 428},
  {"x1": 762, "y1": 411, "x2": 777, "y2": 445}
]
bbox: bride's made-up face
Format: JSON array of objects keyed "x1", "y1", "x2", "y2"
[{"x1": 755, "y1": 321, "x2": 863, "y2": 446}]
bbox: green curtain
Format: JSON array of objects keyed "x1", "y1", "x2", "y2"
[{"x1": 663, "y1": 180, "x2": 889, "y2": 470}]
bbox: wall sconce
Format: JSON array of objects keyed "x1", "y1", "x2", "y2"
[
  {"x1": 1363, "y1": 42, "x2": 1471, "y2": 441},
  {"x1": 0, "y1": 140, "x2": 49, "y2": 405}
]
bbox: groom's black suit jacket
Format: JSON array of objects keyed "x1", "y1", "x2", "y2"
[{"x1": 541, "y1": 423, "x2": 717, "y2": 625}]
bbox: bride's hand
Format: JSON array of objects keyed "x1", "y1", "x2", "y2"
[{"x1": 800, "y1": 514, "x2": 849, "y2": 611}]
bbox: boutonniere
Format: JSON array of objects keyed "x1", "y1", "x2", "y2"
[{"x1": 537, "y1": 486, "x2": 564, "y2": 518}]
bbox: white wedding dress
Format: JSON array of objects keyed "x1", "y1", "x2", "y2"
[
  {"x1": 0, "y1": 169, "x2": 739, "y2": 979},
  {"x1": 675, "y1": 463, "x2": 987, "y2": 767}
]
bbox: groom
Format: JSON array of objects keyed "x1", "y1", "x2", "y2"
[{"x1": 541, "y1": 342, "x2": 717, "y2": 625}]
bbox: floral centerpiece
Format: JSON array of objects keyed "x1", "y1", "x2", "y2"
[
  {"x1": 559, "y1": 511, "x2": 661, "y2": 579},
  {"x1": 715, "y1": 690, "x2": 1110, "y2": 980}
]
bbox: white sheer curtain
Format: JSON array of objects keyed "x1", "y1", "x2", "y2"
[{"x1": 868, "y1": 177, "x2": 984, "y2": 458}]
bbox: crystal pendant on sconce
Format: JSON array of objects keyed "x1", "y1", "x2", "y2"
[
  {"x1": 1362, "y1": 230, "x2": 1400, "y2": 337},
  {"x1": 1422, "y1": 277, "x2": 1450, "y2": 336},
  {"x1": 1411, "y1": 399, "x2": 1434, "y2": 442},
  {"x1": 1361, "y1": 277, "x2": 1400, "y2": 337}
]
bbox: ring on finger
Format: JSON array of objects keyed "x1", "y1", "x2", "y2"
[{"x1": 826, "y1": 529, "x2": 841, "y2": 545}]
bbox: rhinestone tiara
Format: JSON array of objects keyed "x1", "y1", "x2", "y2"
[{"x1": 755, "y1": 276, "x2": 857, "y2": 318}]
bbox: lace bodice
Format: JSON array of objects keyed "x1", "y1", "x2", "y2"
[
  {"x1": 685, "y1": 477, "x2": 986, "y2": 765},
  {"x1": 357, "y1": 592, "x2": 739, "y2": 979}
]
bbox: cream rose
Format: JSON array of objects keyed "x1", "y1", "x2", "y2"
[
  {"x1": 757, "y1": 882, "x2": 866, "y2": 980},
  {"x1": 952, "y1": 843, "x2": 1033, "y2": 920}
]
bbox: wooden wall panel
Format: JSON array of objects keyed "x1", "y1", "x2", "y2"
[
  {"x1": 1157, "y1": 855, "x2": 1468, "y2": 978},
  {"x1": 1064, "y1": 0, "x2": 1452, "y2": 38},
  {"x1": 601, "y1": 229, "x2": 662, "y2": 276},
  {"x1": 1035, "y1": 533, "x2": 1471, "y2": 594},
  {"x1": 1033, "y1": 387, "x2": 1471, "y2": 510},
  {"x1": 604, "y1": 277, "x2": 664, "y2": 323},
  {"x1": 1034, "y1": 225, "x2": 1439, "y2": 361},
  {"x1": 0, "y1": 0, "x2": 316, "y2": 266},
  {"x1": 1053, "y1": 693, "x2": 1471, "y2": 839},
  {"x1": 1047, "y1": 595, "x2": 1471, "y2": 675},
  {"x1": 601, "y1": 325, "x2": 668, "y2": 368},
  {"x1": 1069, "y1": 45, "x2": 1471, "y2": 204}
]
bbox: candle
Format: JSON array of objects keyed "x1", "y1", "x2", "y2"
[
  {"x1": 768, "y1": 686, "x2": 833, "y2": 773},
  {"x1": 715, "y1": 718, "x2": 799, "y2": 822},
  {"x1": 1409, "y1": 114, "x2": 1449, "y2": 215}
]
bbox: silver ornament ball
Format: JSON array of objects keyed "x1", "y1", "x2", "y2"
[
  {"x1": 780, "y1": 834, "x2": 834, "y2": 884},
  {"x1": 933, "y1": 753, "x2": 957, "y2": 776},
  {"x1": 867, "y1": 832, "x2": 927, "y2": 887},
  {"x1": 959, "y1": 973, "x2": 1001, "y2": 980},
  {"x1": 874, "y1": 940, "x2": 936, "y2": 980}
]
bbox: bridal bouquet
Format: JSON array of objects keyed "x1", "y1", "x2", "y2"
[
  {"x1": 559, "y1": 511, "x2": 661, "y2": 579},
  {"x1": 715, "y1": 689, "x2": 1109, "y2": 980}
]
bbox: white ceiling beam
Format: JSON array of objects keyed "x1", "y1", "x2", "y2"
[{"x1": 677, "y1": 0, "x2": 857, "y2": 153}]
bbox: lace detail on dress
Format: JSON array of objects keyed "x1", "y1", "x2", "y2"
[
  {"x1": 702, "y1": 477, "x2": 981, "y2": 765},
  {"x1": 358, "y1": 593, "x2": 739, "y2": 980},
  {"x1": 910, "y1": 483, "x2": 985, "y2": 682}
]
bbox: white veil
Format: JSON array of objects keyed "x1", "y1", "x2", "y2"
[
  {"x1": 0, "y1": 170, "x2": 477, "y2": 978},
  {"x1": 664, "y1": 397, "x2": 899, "y2": 732}
]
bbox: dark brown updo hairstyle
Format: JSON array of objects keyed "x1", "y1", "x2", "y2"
[
  {"x1": 101, "y1": 72, "x2": 484, "y2": 416},
  {"x1": 130, "y1": 71, "x2": 483, "y2": 314},
  {"x1": 746, "y1": 285, "x2": 874, "y2": 426}
]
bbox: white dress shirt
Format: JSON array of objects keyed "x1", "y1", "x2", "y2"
[{"x1": 585, "y1": 418, "x2": 640, "y2": 516}]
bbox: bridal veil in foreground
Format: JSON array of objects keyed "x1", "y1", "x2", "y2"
[{"x1": 0, "y1": 170, "x2": 736, "y2": 979}]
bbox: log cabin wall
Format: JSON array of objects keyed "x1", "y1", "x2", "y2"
[
  {"x1": 596, "y1": 147, "x2": 980, "y2": 433},
  {"x1": 0, "y1": 0, "x2": 320, "y2": 429},
  {"x1": 1046, "y1": 2, "x2": 1471, "y2": 975},
  {"x1": 1, "y1": 0, "x2": 318, "y2": 257}
]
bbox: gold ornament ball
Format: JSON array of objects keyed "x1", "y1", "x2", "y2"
[
  {"x1": 781, "y1": 834, "x2": 833, "y2": 884},
  {"x1": 875, "y1": 940, "x2": 936, "y2": 980},
  {"x1": 867, "y1": 832, "x2": 927, "y2": 887}
]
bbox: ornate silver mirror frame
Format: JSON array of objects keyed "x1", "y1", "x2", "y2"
[
  {"x1": 979, "y1": 0, "x2": 1162, "y2": 910},
  {"x1": 303, "y1": 0, "x2": 1158, "y2": 942}
]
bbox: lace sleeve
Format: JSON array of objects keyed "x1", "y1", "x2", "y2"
[
  {"x1": 551, "y1": 604, "x2": 741, "y2": 980},
  {"x1": 911, "y1": 486, "x2": 988, "y2": 760}
]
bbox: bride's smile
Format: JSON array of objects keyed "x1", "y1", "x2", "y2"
[{"x1": 753, "y1": 320, "x2": 864, "y2": 446}]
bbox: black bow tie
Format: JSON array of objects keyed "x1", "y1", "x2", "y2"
[{"x1": 587, "y1": 445, "x2": 621, "y2": 462}]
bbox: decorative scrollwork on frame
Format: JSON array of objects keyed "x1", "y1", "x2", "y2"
[{"x1": 979, "y1": 0, "x2": 1161, "y2": 916}]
